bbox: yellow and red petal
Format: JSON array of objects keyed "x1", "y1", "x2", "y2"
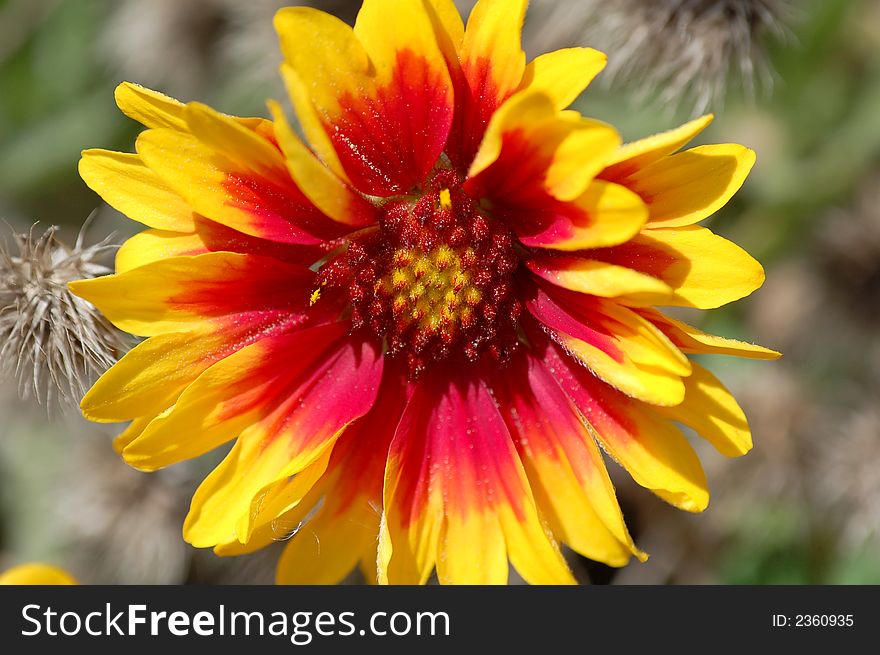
[
  {"x1": 220, "y1": 364, "x2": 407, "y2": 560},
  {"x1": 79, "y1": 150, "x2": 195, "y2": 232},
  {"x1": 268, "y1": 101, "x2": 376, "y2": 227},
  {"x1": 638, "y1": 308, "x2": 782, "y2": 360},
  {"x1": 184, "y1": 334, "x2": 384, "y2": 548},
  {"x1": 275, "y1": 2, "x2": 453, "y2": 196},
  {"x1": 269, "y1": 377, "x2": 406, "y2": 583},
  {"x1": 510, "y1": 181, "x2": 647, "y2": 252},
  {"x1": 491, "y1": 351, "x2": 644, "y2": 566},
  {"x1": 524, "y1": 284, "x2": 690, "y2": 406},
  {"x1": 657, "y1": 363, "x2": 752, "y2": 457},
  {"x1": 115, "y1": 217, "x2": 323, "y2": 274},
  {"x1": 381, "y1": 369, "x2": 574, "y2": 585},
  {"x1": 467, "y1": 92, "x2": 620, "y2": 206},
  {"x1": 516, "y1": 47, "x2": 607, "y2": 110},
  {"x1": 136, "y1": 124, "x2": 346, "y2": 246},
  {"x1": 121, "y1": 323, "x2": 350, "y2": 473},
  {"x1": 601, "y1": 114, "x2": 714, "y2": 180},
  {"x1": 81, "y1": 279, "x2": 333, "y2": 424},
  {"x1": 616, "y1": 145, "x2": 756, "y2": 228},
  {"x1": 69, "y1": 252, "x2": 325, "y2": 337},
  {"x1": 588, "y1": 226, "x2": 765, "y2": 309},
  {"x1": 526, "y1": 253, "x2": 674, "y2": 301},
  {"x1": 542, "y1": 337, "x2": 709, "y2": 512},
  {"x1": 445, "y1": 0, "x2": 527, "y2": 168}
]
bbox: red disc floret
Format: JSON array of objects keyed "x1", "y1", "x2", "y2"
[{"x1": 316, "y1": 168, "x2": 522, "y2": 377}]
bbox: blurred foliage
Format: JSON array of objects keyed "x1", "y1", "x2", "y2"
[{"x1": 1, "y1": 0, "x2": 879, "y2": 584}]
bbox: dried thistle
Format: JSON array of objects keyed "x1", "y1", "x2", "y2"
[
  {"x1": 0, "y1": 223, "x2": 130, "y2": 408},
  {"x1": 53, "y1": 433, "x2": 193, "y2": 584},
  {"x1": 525, "y1": 0, "x2": 794, "y2": 113}
]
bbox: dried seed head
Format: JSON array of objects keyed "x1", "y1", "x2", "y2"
[
  {"x1": 54, "y1": 433, "x2": 193, "y2": 584},
  {"x1": 524, "y1": 0, "x2": 795, "y2": 113},
  {"x1": 0, "y1": 223, "x2": 131, "y2": 409}
]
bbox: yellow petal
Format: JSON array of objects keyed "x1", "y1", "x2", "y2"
[
  {"x1": 526, "y1": 255, "x2": 675, "y2": 301},
  {"x1": 517, "y1": 47, "x2": 607, "y2": 110},
  {"x1": 115, "y1": 82, "x2": 187, "y2": 131},
  {"x1": 79, "y1": 150, "x2": 195, "y2": 232},
  {"x1": 213, "y1": 460, "x2": 330, "y2": 557},
  {"x1": 136, "y1": 128, "x2": 340, "y2": 245},
  {"x1": 115, "y1": 229, "x2": 203, "y2": 273},
  {"x1": 436, "y1": 511, "x2": 508, "y2": 584},
  {"x1": 120, "y1": 337, "x2": 279, "y2": 471},
  {"x1": 353, "y1": 0, "x2": 451, "y2": 89},
  {"x1": 589, "y1": 412, "x2": 709, "y2": 512},
  {"x1": 183, "y1": 102, "x2": 284, "y2": 178},
  {"x1": 185, "y1": 431, "x2": 338, "y2": 549},
  {"x1": 629, "y1": 145, "x2": 756, "y2": 228},
  {"x1": 121, "y1": 324, "x2": 351, "y2": 473},
  {"x1": 424, "y1": 0, "x2": 465, "y2": 56},
  {"x1": 276, "y1": 501, "x2": 379, "y2": 585},
  {"x1": 598, "y1": 226, "x2": 766, "y2": 309},
  {"x1": 0, "y1": 564, "x2": 77, "y2": 585},
  {"x1": 602, "y1": 114, "x2": 714, "y2": 178},
  {"x1": 275, "y1": 7, "x2": 372, "y2": 121},
  {"x1": 276, "y1": 3, "x2": 453, "y2": 195},
  {"x1": 81, "y1": 329, "x2": 226, "y2": 422},
  {"x1": 657, "y1": 363, "x2": 752, "y2": 457},
  {"x1": 184, "y1": 333, "x2": 382, "y2": 547},
  {"x1": 70, "y1": 252, "x2": 291, "y2": 337},
  {"x1": 493, "y1": 353, "x2": 644, "y2": 566},
  {"x1": 638, "y1": 308, "x2": 782, "y2": 360},
  {"x1": 278, "y1": 65, "x2": 349, "y2": 182},
  {"x1": 114, "y1": 81, "x2": 273, "y2": 135},
  {"x1": 113, "y1": 412, "x2": 169, "y2": 454}
]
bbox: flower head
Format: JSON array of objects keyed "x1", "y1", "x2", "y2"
[
  {"x1": 72, "y1": 0, "x2": 779, "y2": 584},
  {"x1": 1, "y1": 224, "x2": 129, "y2": 408},
  {"x1": 530, "y1": 0, "x2": 794, "y2": 112}
]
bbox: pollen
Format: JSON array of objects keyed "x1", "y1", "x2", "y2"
[
  {"x1": 439, "y1": 188, "x2": 452, "y2": 210},
  {"x1": 381, "y1": 245, "x2": 480, "y2": 336}
]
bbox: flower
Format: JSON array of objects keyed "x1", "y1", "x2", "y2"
[
  {"x1": 71, "y1": 0, "x2": 779, "y2": 584},
  {"x1": 0, "y1": 224, "x2": 130, "y2": 408},
  {"x1": 0, "y1": 563, "x2": 76, "y2": 585}
]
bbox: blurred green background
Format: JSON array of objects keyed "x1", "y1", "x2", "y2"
[{"x1": 1, "y1": 0, "x2": 879, "y2": 584}]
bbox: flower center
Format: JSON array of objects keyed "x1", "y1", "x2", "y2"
[{"x1": 318, "y1": 169, "x2": 521, "y2": 377}]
